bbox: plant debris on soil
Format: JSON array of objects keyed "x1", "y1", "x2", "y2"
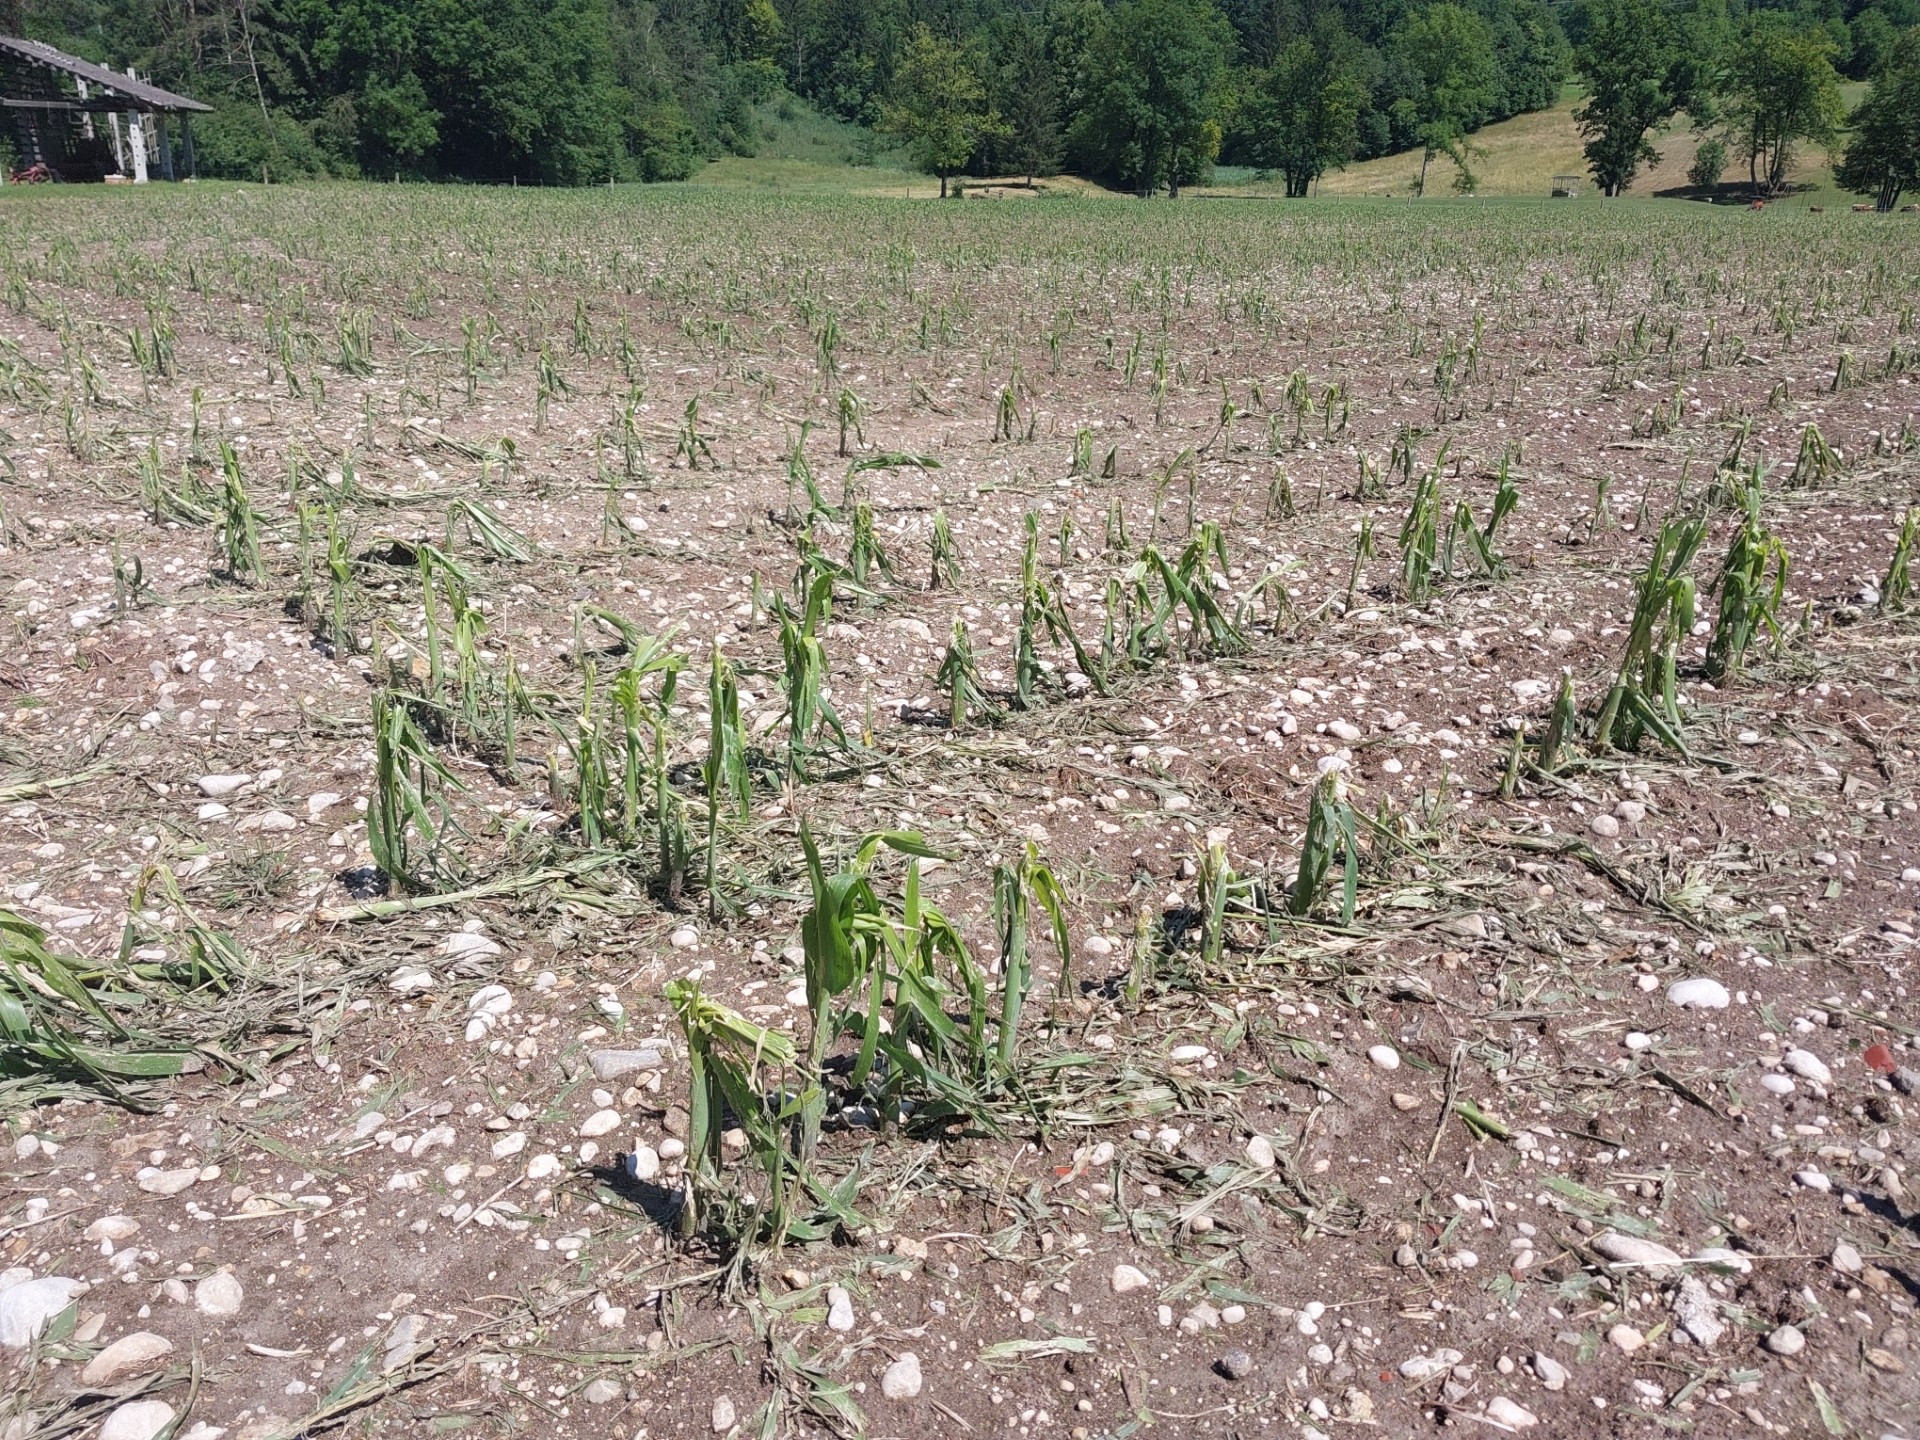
[{"x1": 2, "y1": 184, "x2": 1919, "y2": 1440}]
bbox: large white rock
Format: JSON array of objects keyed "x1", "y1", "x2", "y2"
[
  {"x1": 1110, "y1": 1264, "x2": 1151, "y2": 1294},
  {"x1": 0, "y1": 1276, "x2": 84, "y2": 1347},
  {"x1": 1485, "y1": 1397, "x2": 1537, "y2": 1430},
  {"x1": 1667, "y1": 977, "x2": 1730, "y2": 1009},
  {"x1": 81, "y1": 1331, "x2": 174, "y2": 1386},
  {"x1": 1591, "y1": 1233, "x2": 1685, "y2": 1271},
  {"x1": 881, "y1": 1352, "x2": 923, "y2": 1400},
  {"x1": 194, "y1": 1271, "x2": 244, "y2": 1318},
  {"x1": 1784, "y1": 1049, "x2": 1832, "y2": 1084},
  {"x1": 99, "y1": 1401, "x2": 175, "y2": 1440}
]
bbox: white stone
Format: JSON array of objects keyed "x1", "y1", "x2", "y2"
[
  {"x1": 1761, "y1": 1074, "x2": 1796, "y2": 1096},
  {"x1": 1795, "y1": 1169, "x2": 1832, "y2": 1192},
  {"x1": 1530, "y1": 1352, "x2": 1569, "y2": 1391},
  {"x1": 1784, "y1": 1049, "x2": 1832, "y2": 1084},
  {"x1": 710, "y1": 1395, "x2": 736, "y2": 1430},
  {"x1": 1367, "y1": 1044, "x2": 1401, "y2": 1071},
  {"x1": 194, "y1": 1271, "x2": 244, "y2": 1318},
  {"x1": 1765, "y1": 1324, "x2": 1805, "y2": 1356},
  {"x1": 1485, "y1": 1397, "x2": 1537, "y2": 1430},
  {"x1": 196, "y1": 775, "x2": 249, "y2": 797},
  {"x1": 669, "y1": 926, "x2": 700, "y2": 950},
  {"x1": 1588, "y1": 813, "x2": 1620, "y2": 839},
  {"x1": 99, "y1": 1401, "x2": 175, "y2": 1440},
  {"x1": 827, "y1": 1286, "x2": 856, "y2": 1333},
  {"x1": 1673, "y1": 1277, "x2": 1724, "y2": 1348},
  {"x1": 525, "y1": 1154, "x2": 564, "y2": 1182},
  {"x1": 1398, "y1": 1349, "x2": 1462, "y2": 1381},
  {"x1": 135, "y1": 1166, "x2": 198, "y2": 1196},
  {"x1": 81, "y1": 1331, "x2": 173, "y2": 1386},
  {"x1": 1111, "y1": 1264, "x2": 1151, "y2": 1294},
  {"x1": 1168, "y1": 1044, "x2": 1208, "y2": 1063},
  {"x1": 1624, "y1": 1032, "x2": 1653, "y2": 1051},
  {"x1": 1607, "y1": 1324, "x2": 1645, "y2": 1353},
  {"x1": 388, "y1": 965, "x2": 436, "y2": 994},
  {"x1": 1246, "y1": 1135, "x2": 1277, "y2": 1169},
  {"x1": 0, "y1": 1276, "x2": 84, "y2": 1348},
  {"x1": 1592, "y1": 1233, "x2": 1685, "y2": 1271},
  {"x1": 1667, "y1": 978, "x2": 1729, "y2": 1009},
  {"x1": 580, "y1": 1109, "x2": 622, "y2": 1138},
  {"x1": 881, "y1": 1352, "x2": 923, "y2": 1400},
  {"x1": 84, "y1": 1216, "x2": 139, "y2": 1243},
  {"x1": 443, "y1": 931, "x2": 502, "y2": 960},
  {"x1": 581, "y1": 1378, "x2": 621, "y2": 1405},
  {"x1": 626, "y1": 1146, "x2": 661, "y2": 1182}
]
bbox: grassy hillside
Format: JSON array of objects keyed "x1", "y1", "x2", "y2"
[{"x1": 1199, "y1": 83, "x2": 1870, "y2": 205}]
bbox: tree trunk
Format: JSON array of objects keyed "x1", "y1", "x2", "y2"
[
  {"x1": 939, "y1": 172, "x2": 948, "y2": 199},
  {"x1": 1417, "y1": 147, "x2": 1431, "y2": 198}
]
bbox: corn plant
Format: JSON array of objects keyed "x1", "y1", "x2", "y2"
[
  {"x1": 835, "y1": 386, "x2": 865, "y2": 457},
  {"x1": 1594, "y1": 517, "x2": 1706, "y2": 751},
  {"x1": 1446, "y1": 457, "x2": 1519, "y2": 579},
  {"x1": 369, "y1": 689, "x2": 466, "y2": 891},
  {"x1": 139, "y1": 440, "x2": 213, "y2": 525},
  {"x1": 786, "y1": 421, "x2": 833, "y2": 522},
  {"x1": 936, "y1": 619, "x2": 998, "y2": 728},
  {"x1": 1289, "y1": 772, "x2": 1358, "y2": 924},
  {"x1": 1536, "y1": 671, "x2": 1577, "y2": 774},
  {"x1": 704, "y1": 648, "x2": 751, "y2": 918},
  {"x1": 1882, "y1": 506, "x2": 1920, "y2": 612},
  {"x1": 848, "y1": 503, "x2": 895, "y2": 586},
  {"x1": 444, "y1": 497, "x2": 534, "y2": 562},
  {"x1": 1786, "y1": 422, "x2": 1843, "y2": 488},
  {"x1": 776, "y1": 575, "x2": 845, "y2": 784},
  {"x1": 676, "y1": 395, "x2": 715, "y2": 469},
  {"x1": 1070, "y1": 428, "x2": 1093, "y2": 476},
  {"x1": 928, "y1": 509, "x2": 960, "y2": 588},
  {"x1": 991, "y1": 845, "x2": 1072, "y2": 1069},
  {"x1": 1398, "y1": 469, "x2": 1441, "y2": 603},
  {"x1": 666, "y1": 977, "x2": 800, "y2": 1248},
  {"x1": 215, "y1": 442, "x2": 264, "y2": 584},
  {"x1": 1704, "y1": 482, "x2": 1789, "y2": 681},
  {"x1": 336, "y1": 309, "x2": 374, "y2": 376},
  {"x1": 993, "y1": 381, "x2": 1018, "y2": 442},
  {"x1": 534, "y1": 345, "x2": 569, "y2": 430}
]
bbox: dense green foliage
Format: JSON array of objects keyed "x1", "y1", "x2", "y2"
[
  {"x1": 10, "y1": 0, "x2": 1916, "y2": 194},
  {"x1": 1835, "y1": 24, "x2": 1920, "y2": 208}
]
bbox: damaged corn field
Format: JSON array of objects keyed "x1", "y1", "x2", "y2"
[{"x1": 2, "y1": 184, "x2": 1919, "y2": 1440}]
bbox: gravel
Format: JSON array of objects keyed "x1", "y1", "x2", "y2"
[{"x1": 1766, "y1": 1324, "x2": 1806, "y2": 1357}]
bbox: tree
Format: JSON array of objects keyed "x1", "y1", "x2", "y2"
[
  {"x1": 998, "y1": 18, "x2": 1063, "y2": 186},
  {"x1": 1834, "y1": 26, "x2": 1920, "y2": 211},
  {"x1": 1073, "y1": 0, "x2": 1230, "y2": 197},
  {"x1": 881, "y1": 24, "x2": 999, "y2": 196},
  {"x1": 1574, "y1": 0, "x2": 1689, "y2": 196},
  {"x1": 1253, "y1": 37, "x2": 1364, "y2": 196},
  {"x1": 1391, "y1": 3, "x2": 1499, "y2": 196},
  {"x1": 1720, "y1": 19, "x2": 1845, "y2": 195}
]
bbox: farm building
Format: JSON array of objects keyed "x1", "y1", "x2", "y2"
[{"x1": 1, "y1": 34, "x2": 208, "y2": 183}]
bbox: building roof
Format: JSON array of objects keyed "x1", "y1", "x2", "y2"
[{"x1": 0, "y1": 34, "x2": 211, "y2": 113}]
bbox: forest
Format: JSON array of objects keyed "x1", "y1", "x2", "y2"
[{"x1": 3, "y1": 0, "x2": 1919, "y2": 202}]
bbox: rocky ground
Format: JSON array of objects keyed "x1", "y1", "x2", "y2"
[{"x1": 1, "y1": 185, "x2": 1918, "y2": 1440}]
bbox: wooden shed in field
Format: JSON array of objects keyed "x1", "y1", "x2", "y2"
[
  {"x1": 1551, "y1": 174, "x2": 1582, "y2": 198},
  {"x1": 1, "y1": 34, "x2": 209, "y2": 183}
]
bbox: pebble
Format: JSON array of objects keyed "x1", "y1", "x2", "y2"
[
  {"x1": 1761, "y1": 1074, "x2": 1796, "y2": 1096},
  {"x1": 1245, "y1": 1135, "x2": 1277, "y2": 1169},
  {"x1": 1399, "y1": 1349, "x2": 1462, "y2": 1381},
  {"x1": 443, "y1": 931, "x2": 502, "y2": 960},
  {"x1": 881, "y1": 1352, "x2": 923, "y2": 1400},
  {"x1": 589, "y1": 1047, "x2": 668, "y2": 1081},
  {"x1": 0, "y1": 1277, "x2": 72, "y2": 1352},
  {"x1": 1168, "y1": 1044, "x2": 1209, "y2": 1063},
  {"x1": 80, "y1": 1331, "x2": 173, "y2": 1386},
  {"x1": 1592, "y1": 1233, "x2": 1684, "y2": 1271},
  {"x1": 1216, "y1": 1348, "x2": 1254, "y2": 1381},
  {"x1": 1391, "y1": 1092, "x2": 1421, "y2": 1111},
  {"x1": 99, "y1": 1401, "x2": 176, "y2": 1440},
  {"x1": 583, "y1": 1378, "x2": 622, "y2": 1406},
  {"x1": 1530, "y1": 1352, "x2": 1569, "y2": 1391},
  {"x1": 136, "y1": 1166, "x2": 199, "y2": 1196},
  {"x1": 196, "y1": 775, "x2": 249, "y2": 797},
  {"x1": 1831, "y1": 1242, "x2": 1862, "y2": 1275},
  {"x1": 1624, "y1": 1031, "x2": 1653, "y2": 1050},
  {"x1": 710, "y1": 1394, "x2": 736, "y2": 1429},
  {"x1": 626, "y1": 1145, "x2": 661, "y2": 1182},
  {"x1": 1673, "y1": 1277, "x2": 1724, "y2": 1348},
  {"x1": 1606, "y1": 1324, "x2": 1645, "y2": 1353},
  {"x1": 1393, "y1": 1244, "x2": 1418, "y2": 1267},
  {"x1": 84, "y1": 1216, "x2": 139, "y2": 1243},
  {"x1": 1667, "y1": 978, "x2": 1730, "y2": 1009},
  {"x1": 525, "y1": 1154, "x2": 564, "y2": 1182},
  {"x1": 1485, "y1": 1397, "x2": 1537, "y2": 1430},
  {"x1": 1795, "y1": 1169, "x2": 1832, "y2": 1192},
  {"x1": 579, "y1": 1109, "x2": 622, "y2": 1138},
  {"x1": 1784, "y1": 1049, "x2": 1832, "y2": 1084},
  {"x1": 827, "y1": 1286, "x2": 856, "y2": 1333},
  {"x1": 669, "y1": 926, "x2": 700, "y2": 950},
  {"x1": 195, "y1": 1271, "x2": 244, "y2": 1318},
  {"x1": 1765, "y1": 1324, "x2": 1805, "y2": 1357},
  {"x1": 1588, "y1": 813, "x2": 1620, "y2": 838},
  {"x1": 1111, "y1": 1264, "x2": 1151, "y2": 1294},
  {"x1": 388, "y1": 966, "x2": 436, "y2": 994},
  {"x1": 1367, "y1": 1044, "x2": 1401, "y2": 1071}
]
